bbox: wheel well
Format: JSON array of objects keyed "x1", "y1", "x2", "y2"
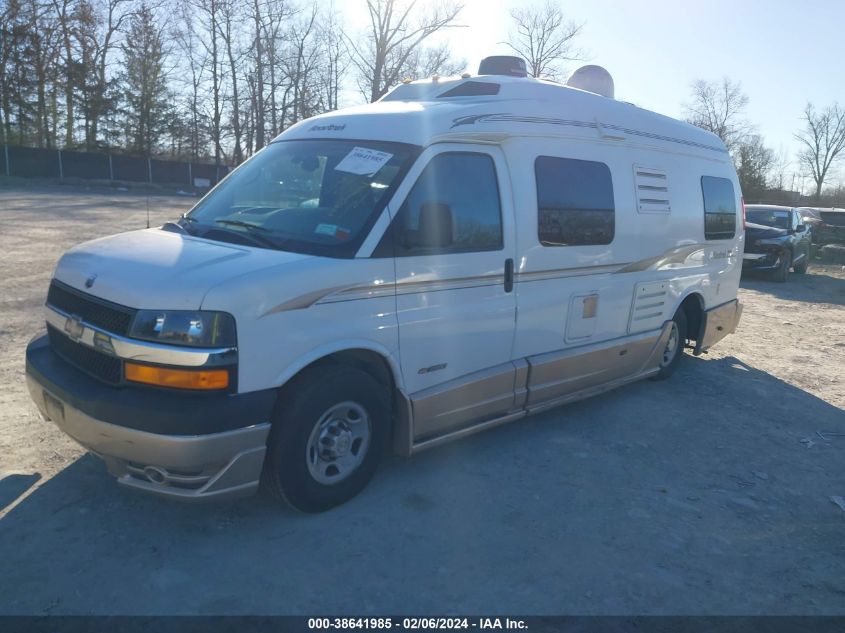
[
  {"x1": 309, "y1": 349, "x2": 395, "y2": 391},
  {"x1": 288, "y1": 349, "x2": 406, "y2": 454},
  {"x1": 679, "y1": 293, "x2": 704, "y2": 345}
]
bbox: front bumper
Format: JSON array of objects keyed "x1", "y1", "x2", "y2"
[
  {"x1": 26, "y1": 334, "x2": 276, "y2": 501},
  {"x1": 742, "y1": 250, "x2": 783, "y2": 271}
]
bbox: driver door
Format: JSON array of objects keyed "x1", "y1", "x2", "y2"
[{"x1": 375, "y1": 144, "x2": 518, "y2": 441}]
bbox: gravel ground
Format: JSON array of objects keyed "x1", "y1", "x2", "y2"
[{"x1": 0, "y1": 185, "x2": 843, "y2": 615}]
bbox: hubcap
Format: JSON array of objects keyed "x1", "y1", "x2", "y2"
[
  {"x1": 660, "y1": 322, "x2": 680, "y2": 367},
  {"x1": 306, "y1": 402, "x2": 371, "y2": 485}
]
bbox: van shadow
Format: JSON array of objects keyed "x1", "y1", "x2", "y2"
[
  {"x1": 0, "y1": 472, "x2": 42, "y2": 511},
  {"x1": 740, "y1": 268, "x2": 845, "y2": 306},
  {"x1": 1, "y1": 355, "x2": 844, "y2": 614}
]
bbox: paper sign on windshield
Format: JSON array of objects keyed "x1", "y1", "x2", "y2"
[{"x1": 334, "y1": 147, "x2": 393, "y2": 177}]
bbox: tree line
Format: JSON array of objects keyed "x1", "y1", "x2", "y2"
[
  {"x1": 683, "y1": 77, "x2": 845, "y2": 204},
  {"x1": 1, "y1": 0, "x2": 842, "y2": 203},
  {"x1": 0, "y1": 0, "x2": 467, "y2": 165}
]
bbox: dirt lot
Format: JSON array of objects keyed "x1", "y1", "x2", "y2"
[{"x1": 0, "y1": 185, "x2": 843, "y2": 615}]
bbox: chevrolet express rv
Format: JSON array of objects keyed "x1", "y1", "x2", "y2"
[{"x1": 26, "y1": 60, "x2": 744, "y2": 512}]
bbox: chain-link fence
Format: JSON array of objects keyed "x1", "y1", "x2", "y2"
[{"x1": 1, "y1": 145, "x2": 230, "y2": 189}]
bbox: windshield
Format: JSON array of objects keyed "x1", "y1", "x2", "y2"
[
  {"x1": 746, "y1": 208, "x2": 791, "y2": 229},
  {"x1": 184, "y1": 139, "x2": 419, "y2": 257}
]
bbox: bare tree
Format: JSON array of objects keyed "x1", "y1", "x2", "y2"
[
  {"x1": 350, "y1": 0, "x2": 464, "y2": 103},
  {"x1": 283, "y1": 2, "x2": 321, "y2": 124},
  {"x1": 317, "y1": 5, "x2": 349, "y2": 113},
  {"x1": 683, "y1": 77, "x2": 752, "y2": 154},
  {"x1": 53, "y1": 0, "x2": 76, "y2": 146},
  {"x1": 769, "y1": 145, "x2": 790, "y2": 192},
  {"x1": 216, "y1": 0, "x2": 245, "y2": 164},
  {"x1": 401, "y1": 40, "x2": 465, "y2": 80},
  {"x1": 174, "y1": 1, "x2": 207, "y2": 159},
  {"x1": 502, "y1": 1, "x2": 583, "y2": 81},
  {"x1": 795, "y1": 102, "x2": 845, "y2": 202},
  {"x1": 735, "y1": 134, "x2": 774, "y2": 201},
  {"x1": 90, "y1": 0, "x2": 133, "y2": 149},
  {"x1": 188, "y1": 0, "x2": 225, "y2": 168}
]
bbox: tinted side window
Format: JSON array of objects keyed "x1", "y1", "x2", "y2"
[
  {"x1": 535, "y1": 156, "x2": 615, "y2": 246},
  {"x1": 387, "y1": 152, "x2": 503, "y2": 256},
  {"x1": 701, "y1": 176, "x2": 737, "y2": 240}
]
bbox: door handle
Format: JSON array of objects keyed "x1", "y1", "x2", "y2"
[{"x1": 504, "y1": 258, "x2": 514, "y2": 293}]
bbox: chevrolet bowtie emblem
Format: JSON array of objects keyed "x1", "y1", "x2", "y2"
[{"x1": 64, "y1": 315, "x2": 84, "y2": 340}]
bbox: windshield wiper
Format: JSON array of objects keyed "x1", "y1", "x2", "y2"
[
  {"x1": 215, "y1": 219, "x2": 271, "y2": 232},
  {"x1": 210, "y1": 220, "x2": 283, "y2": 249}
]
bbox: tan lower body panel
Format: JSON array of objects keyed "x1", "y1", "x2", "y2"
[
  {"x1": 526, "y1": 327, "x2": 666, "y2": 407},
  {"x1": 411, "y1": 362, "x2": 522, "y2": 442},
  {"x1": 407, "y1": 323, "x2": 672, "y2": 453},
  {"x1": 26, "y1": 375, "x2": 270, "y2": 501}
]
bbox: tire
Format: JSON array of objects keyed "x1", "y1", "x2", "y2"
[
  {"x1": 263, "y1": 364, "x2": 390, "y2": 513},
  {"x1": 793, "y1": 249, "x2": 809, "y2": 274},
  {"x1": 651, "y1": 307, "x2": 687, "y2": 381},
  {"x1": 772, "y1": 250, "x2": 791, "y2": 283}
]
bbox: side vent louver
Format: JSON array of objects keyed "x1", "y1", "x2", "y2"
[
  {"x1": 628, "y1": 281, "x2": 668, "y2": 334},
  {"x1": 634, "y1": 166, "x2": 670, "y2": 213}
]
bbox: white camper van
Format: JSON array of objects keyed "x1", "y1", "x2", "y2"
[{"x1": 26, "y1": 59, "x2": 744, "y2": 512}]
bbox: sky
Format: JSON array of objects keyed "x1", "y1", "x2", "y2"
[{"x1": 335, "y1": 0, "x2": 845, "y2": 192}]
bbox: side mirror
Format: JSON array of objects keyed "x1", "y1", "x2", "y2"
[
  {"x1": 405, "y1": 202, "x2": 454, "y2": 249},
  {"x1": 795, "y1": 224, "x2": 806, "y2": 232}
]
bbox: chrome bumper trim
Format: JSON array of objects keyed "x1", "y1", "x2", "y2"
[{"x1": 45, "y1": 304, "x2": 236, "y2": 367}]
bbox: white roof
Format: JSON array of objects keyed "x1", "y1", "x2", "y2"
[{"x1": 278, "y1": 75, "x2": 728, "y2": 158}]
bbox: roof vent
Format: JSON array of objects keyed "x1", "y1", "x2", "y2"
[
  {"x1": 478, "y1": 56, "x2": 528, "y2": 78},
  {"x1": 566, "y1": 65, "x2": 615, "y2": 98},
  {"x1": 438, "y1": 81, "x2": 500, "y2": 98}
]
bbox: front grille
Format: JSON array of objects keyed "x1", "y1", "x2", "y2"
[
  {"x1": 47, "y1": 281, "x2": 136, "y2": 336},
  {"x1": 47, "y1": 324, "x2": 122, "y2": 384}
]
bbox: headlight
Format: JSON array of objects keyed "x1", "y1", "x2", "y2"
[{"x1": 129, "y1": 310, "x2": 236, "y2": 347}]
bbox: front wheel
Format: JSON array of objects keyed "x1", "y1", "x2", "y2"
[
  {"x1": 263, "y1": 365, "x2": 390, "y2": 513},
  {"x1": 651, "y1": 307, "x2": 687, "y2": 381}
]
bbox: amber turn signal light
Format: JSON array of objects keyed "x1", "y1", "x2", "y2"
[{"x1": 125, "y1": 362, "x2": 229, "y2": 390}]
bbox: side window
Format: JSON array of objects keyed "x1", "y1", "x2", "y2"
[
  {"x1": 386, "y1": 152, "x2": 503, "y2": 256},
  {"x1": 701, "y1": 176, "x2": 737, "y2": 240},
  {"x1": 535, "y1": 156, "x2": 615, "y2": 246}
]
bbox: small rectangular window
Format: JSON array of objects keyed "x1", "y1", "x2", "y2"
[
  {"x1": 701, "y1": 176, "x2": 737, "y2": 240},
  {"x1": 535, "y1": 156, "x2": 615, "y2": 246}
]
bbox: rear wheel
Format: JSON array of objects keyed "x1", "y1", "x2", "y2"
[
  {"x1": 772, "y1": 250, "x2": 791, "y2": 282},
  {"x1": 651, "y1": 307, "x2": 687, "y2": 381},
  {"x1": 263, "y1": 365, "x2": 390, "y2": 513}
]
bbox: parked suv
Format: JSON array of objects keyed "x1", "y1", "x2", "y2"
[{"x1": 743, "y1": 205, "x2": 812, "y2": 281}]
